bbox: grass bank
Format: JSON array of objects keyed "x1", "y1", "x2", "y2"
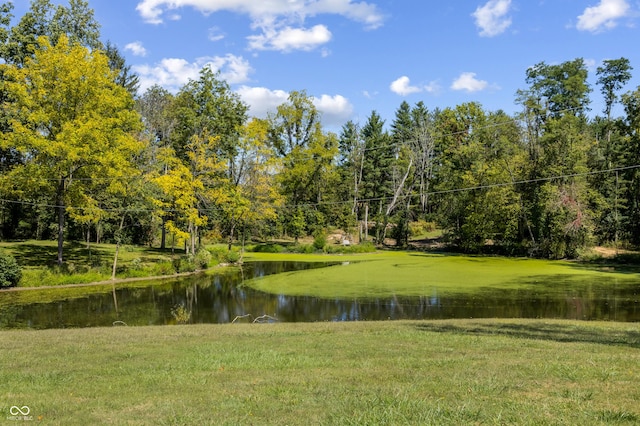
[
  {"x1": 0, "y1": 240, "x2": 242, "y2": 288},
  {"x1": 1, "y1": 320, "x2": 639, "y2": 425},
  {"x1": 242, "y1": 251, "x2": 640, "y2": 298}
]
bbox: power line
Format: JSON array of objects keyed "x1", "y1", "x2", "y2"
[{"x1": 2, "y1": 164, "x2": 639, "y2": 212}]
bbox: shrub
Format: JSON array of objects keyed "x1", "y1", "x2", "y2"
[
  {"x1": 207, "y1": 246, "x2": 241, "y2": 264},
  {"x1": 249, "y1": 243, "x2": 285, "y2": 253},
  {"x1": 313, "y1": 231, "x2": 327, "y2": 251},
  {"x1": 152, "y1": 261, "x2": 175, "y2": 276},
  {"x1": 175, "y1": 257, "x2": 196, "y2": 273},
  {"x1": 131, "y1": 258, "x2": 143, "y2": 270},
  {"x1": 409, "y1": 220, "x2": 437, "y2": 237},
  {"x1": 326, "y1": 242, "x2": 376, "y2": 254},
  {"x1": 0, "y1": 253, "x2": 22, "y2": 288},
  {"x1": 194, "y1": 249, "x2": 212, "y2": 269},
  {"x1": 226, "y1": 250, "x2": 241, "y2": 263},
  {"x1": 291, "y1": 244, "x2": 314, "y2": 254}
]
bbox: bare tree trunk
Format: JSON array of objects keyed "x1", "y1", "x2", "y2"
[
  {"x1": 57, "y1": 178, "x2": 65, "y2": 266},
  {"x1": 190, "y1": 223, "x2": 197, "y2": 255},
  {"x1": 385, "y1": 158, "x2": 413, "y2": 217},
  {"x1": 111, "y1": 216, "x2": 126, "y2": 280},
  {"x1": 364, "y1": 203, "x2": 369, "y2": 242},
  {"x1": 160, "y1": 217, "x2": 166, "y2": 249},
  {"x1": 112, "y1": 243, "x2": 120, "y2": 280}
]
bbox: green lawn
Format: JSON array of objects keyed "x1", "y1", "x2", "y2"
[
  {"x1": 242, "y1": 251, "x2": 640, "y2": 298},
  {"x1": 0, "y1": 240, "x2": 192, "y2": 287},
  {"x1": 1, "y1": 320, "x2": 639, "y2": 425}
]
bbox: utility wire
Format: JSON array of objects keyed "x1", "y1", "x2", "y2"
[
  {"x1": 2, "y1": 163, "x2": 639, "y2": 212},
  {"x1": 2, "y1": 105, "x2": 588, "y2": 182}
]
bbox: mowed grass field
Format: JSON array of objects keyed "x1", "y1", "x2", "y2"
[{"x1": 1, "y1": 320, "x2": 639, "y2": 425}]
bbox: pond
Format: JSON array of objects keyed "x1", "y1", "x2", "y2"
[{"x1": 1, "y1": 260, "x2": 639, "y2": 329}]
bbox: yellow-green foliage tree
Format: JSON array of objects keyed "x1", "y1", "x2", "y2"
[
  {"x1": 0, "y1": 35, "x2": 143, "y2": 264},
  {"x1": 151, "y1": 130, "x2": 226, "y2": 255},
  {"x1": 223, "y1": 118, "x2": 283, "y2": 248}
]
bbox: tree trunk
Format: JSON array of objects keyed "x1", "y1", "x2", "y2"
[
  {"x1": 228, "y1": 221, "x2": 236, "y2": 251},
  {"x1": 112, "y1": 215, "x2": 126, "y2": 280},
  {"x1": 111, "y1": 242, "x2": 120, "y2": 280},
  {"x1": 364, "y1": 203, "x2": 369, "y2": 242},
  {"x1": 57, "y1": 179, "x2": 65, "y2": 266},
  {"x1": 160, "y1": 217, "x2": 166, "y2": 249}
]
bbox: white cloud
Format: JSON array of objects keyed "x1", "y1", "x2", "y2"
[
  {"x1": 208, "y1": 26, "x2": 225, "y2": 42},
  {"x1": 584, "y1": 58, "x2": 598, "y2": 71},
  {"x1": 313, "y1": 94, "x2": 354, "y2": 126},
  {"x1": 134, "y1": 54, "x2": 253, "y2": 93},
  {"x1": 236, "y1": 86, "x2": 353, "y2": 126},
  {"x1": 472, "y1": 0, "x2": 513, "y2": 37},
  {"x1": 424, "y1": 81, "x2": 441, "y2": 94},
  {"x1": 124, "y1": 41, "x2": 147, "y2": 57},
  {"x1": 451, "y1": 72, "x2": 488, "y2": 92},
  {"x1": 247, "y1": 25, "x2": 332, "y2": 52},
  {"x1": 390, "y1": 76, "x2": 440, "y2": 96},
  {"x1": 390, "y1": 76, "x2": 421, "y2": 96},
  {"x1": 362, "y1": 90, "x2": 377, "y2": 99},
  {"x1": 136, "y1": 0, "x2": 384, "y2": 27},
  {"x1": 577, "y1": 0, "x2": 630, "y2": 32},
  {"x1": 136, "y1": 0, "x2": 383, "y2": 52},
  {"x1": 236, "y1": 86, "x2": 290, "y2": 118}
]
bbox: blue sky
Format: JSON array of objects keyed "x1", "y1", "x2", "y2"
[{"x1": 12, "y1": 0, "x2": 640, "y2": 129}]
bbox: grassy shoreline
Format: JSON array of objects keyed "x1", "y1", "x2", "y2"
[
  {"x1": 0, "y1": 240, "x2": 378, "y2": 289},
  {"x1": 1, "y1": 319, "x2": 639, "y2": 425}
]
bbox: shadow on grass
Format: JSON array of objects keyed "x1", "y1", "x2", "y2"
[
  {"x1": 415, "y1": 321, "x2": 640, "y2": 349},
  {"x1": 10, "y1": 242, "x2": 112, "y2": 267},
  {"x1": 567, "y1": 258, "x2": 640, "y2": 276}
]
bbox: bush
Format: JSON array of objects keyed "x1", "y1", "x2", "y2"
[
  {"x1": 173, "y1": 256, "x2": 196, "y2": 273},
  {"x1": 152, "y1": 261, "x2": 175, "y2": 276},
  {"x1": 226, "y1": 250, "x2": 241, "y2": 263},
  {"x1": 291, "y1": 244, "x2": 314, "y2": 254},
  {"x1": 207, "y1": 246, "x2": 241, "y2": 264},
  {"x1": 313, "y1": 231, "x2": 327, "y2": 251},
  {"x1": 0, "y1": 253, "x2": 22, "y2": 288},
  {"x1": 325, "y1": 242, "x2": 376, "y2": 254},
  {"x1": 409, "y1": 220, "x2": 437, "y2": 237},
  {"x1": 194, "y1": 249, "x2": 212, "y2": 269},
  {"x1": 249, "y1": 243, "x2": 285, "y2": 253}
]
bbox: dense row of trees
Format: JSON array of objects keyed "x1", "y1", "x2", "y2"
[{"x1": 2, "y1": 0, "x2": 640, "y2": 263}]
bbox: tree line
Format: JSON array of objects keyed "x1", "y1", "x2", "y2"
[{"x1": 2, "y1": 0, "x2": 640, "y2": 264}]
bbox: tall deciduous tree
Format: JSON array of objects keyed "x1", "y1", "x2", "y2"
[
  {"x1": 268, "y1": 91, "x2": 338, "y2": 241},
  {"x1": 0, "y1": 36, "x2": 142, "y2": 264},
  {"x1": 620, "y1": 87, "x2": 640, "y2": 244},
  {"x1": 1, "y1": 0, "x2": 101, "y2": 66},
  {"x1": 517, "y1": 59, "x2": 594, "y2": 258},
  {"x1": 590, "y1": 58, "x2": 633, "y2": 245},
  {"x1": 169, "y1": 68, "x2": 248, "y2": 249},
  {"x1": 137, "y1": 85, "x2": 176, "y2": 248}
]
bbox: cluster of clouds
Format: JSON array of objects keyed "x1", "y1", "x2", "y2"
[
  {"x1": 472, "y1": 0, "x2": 632, "y2": 37},
  {"x1": 136, "y1": 0, "x2": 383, "y2": 52},
  {"x1": 128, "y1": 0, "x2": 380, "y2": 125},
  {"x1": 127, "y1": 0, "x2": 635, "y2": 124},
  {"x1": 389, "y1": 73, "x2": 494, "y2": 97}
]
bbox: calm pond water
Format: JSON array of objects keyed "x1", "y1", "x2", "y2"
[{"x1": 1, "y1": 261, "x2": 639, "y2": 329}]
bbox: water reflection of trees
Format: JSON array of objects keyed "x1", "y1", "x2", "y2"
[{"x1": 1, "y1": 262, "x2": 639, "y2": 329}]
